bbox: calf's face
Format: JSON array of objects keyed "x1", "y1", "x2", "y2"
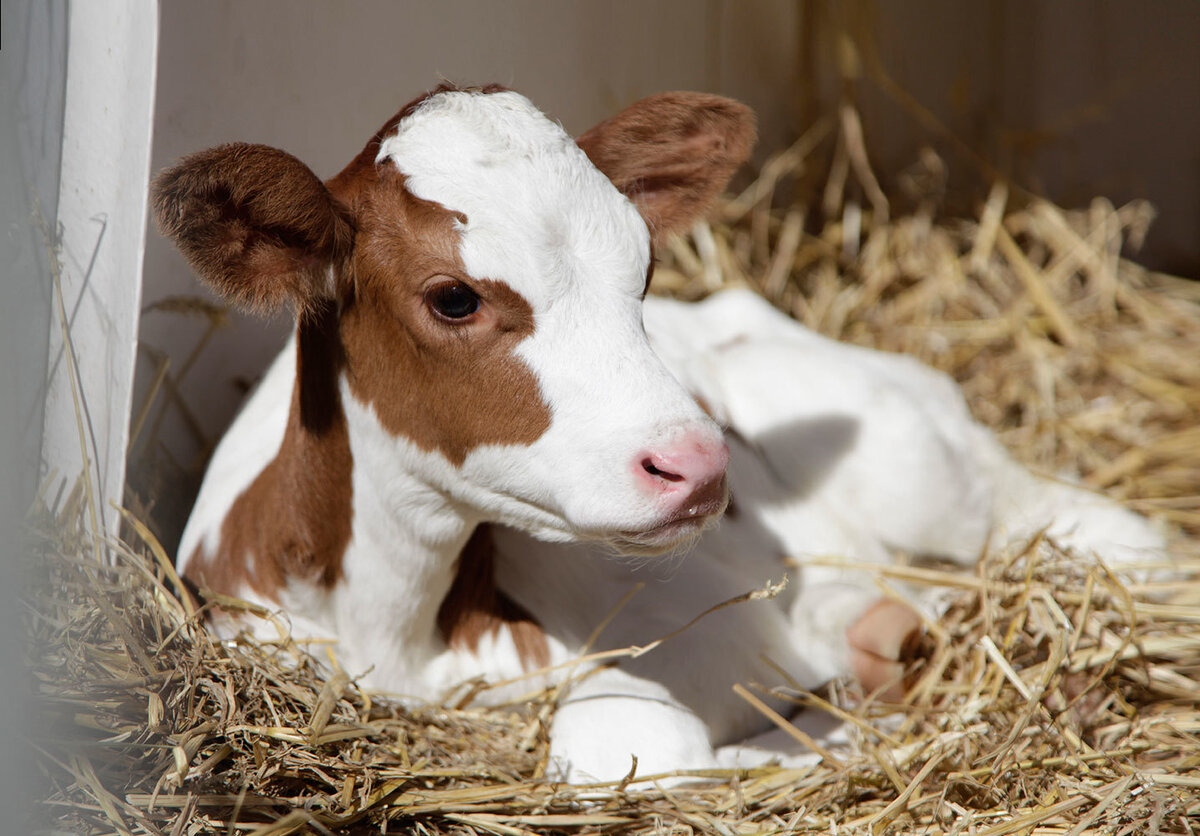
[{"x1": 154, "y1": 87, "x2": 754, "y2": 553}]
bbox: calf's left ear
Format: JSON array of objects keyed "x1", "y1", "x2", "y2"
[
  {"x1": 152, "y1": 143, "x2": 354, "y2": 315},
  {"x1": 576, "y1": 92, "x2": 755, "y2": 245}
]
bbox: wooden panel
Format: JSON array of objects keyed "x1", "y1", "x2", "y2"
[{"x1": 44, "y1": 1, "x2": 157, "y2": 536}]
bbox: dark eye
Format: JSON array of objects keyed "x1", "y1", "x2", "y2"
[{"x1": 425, "y1": 281, "x2": 480, "y2": 320}]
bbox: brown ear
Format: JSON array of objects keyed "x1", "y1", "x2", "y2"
[
  {"x1": 152, "y1": 143, "x2": 354, "y2": 314},
  {"x1": 577, "y1": 92, "x2": 756, "y2": 244}
]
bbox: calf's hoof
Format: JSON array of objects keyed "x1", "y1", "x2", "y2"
[{"x1": 845, "y1": 598, "x2": 923, "y2": 701}]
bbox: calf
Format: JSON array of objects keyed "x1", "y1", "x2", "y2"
[{"x1": 155, "y1": 85, "x2": 1163, "y2": 783}]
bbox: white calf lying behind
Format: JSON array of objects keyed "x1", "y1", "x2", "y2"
[{"x1": 155, "y1": 84, "x2": 1163, "y2": 784}]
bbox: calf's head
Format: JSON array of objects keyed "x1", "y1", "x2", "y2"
[{"x1": 154, "y1": 86, "x2": 754, "y2": 554}]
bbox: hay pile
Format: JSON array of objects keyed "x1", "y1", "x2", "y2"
[{"x1": 28, "y1": 109, "x2": 1200, "y2": 834}]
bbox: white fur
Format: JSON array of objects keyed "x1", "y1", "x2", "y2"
[
  {"x1": 486, "y1": 291, "x2": 1164, "y2": 782},
  {"x1": 377, "y1": 91, "x2": 720, "y2": 541},
  {"x1": 180, "y1": 91, "x2": 1165, "y2": 784}
]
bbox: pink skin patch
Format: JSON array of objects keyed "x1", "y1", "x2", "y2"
[
  {"x1": 845, "y1": 598, "x2": 924, "y2": 701},
  {"x1": 635, "y1": 433, "x2": 729, "y2": 514},
  {"x1": 611, "y1": 432, "x2": 730, "y2": 551}
]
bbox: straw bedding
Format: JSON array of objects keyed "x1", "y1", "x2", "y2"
[{"x1": 27, "y1": 108, "x2": 1200, "y2": 834}]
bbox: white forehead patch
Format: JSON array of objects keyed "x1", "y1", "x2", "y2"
[{"x1": 375, "y1": 90, "x2": 650, "y2": 309}]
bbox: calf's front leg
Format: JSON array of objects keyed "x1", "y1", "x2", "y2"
[{"x1": 548, "y1": 666, "x2": 719, "y2": 784}]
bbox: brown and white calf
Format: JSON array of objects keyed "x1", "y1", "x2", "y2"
[{"x1": 155, "y1": 85, "x2": 1163, "y2": 782}]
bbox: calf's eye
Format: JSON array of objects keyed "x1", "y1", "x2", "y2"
[{"x1": 426, "y1": 281, "x2": 480, "y2": 320}]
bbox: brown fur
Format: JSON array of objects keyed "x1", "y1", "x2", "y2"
[
  {"x1": 340, "y1": 166, "x2": 551, "y2": 466},
  {"x1": 438, "y1": 525, "x2": 551, "y2": 670},
  {"x1": 152, "y1": 144, "x2": 354, "y2": 315},
  {"x1": 187, "y1": 301, "x2": 354, "y2": 598},
  {"x1": 576, "y1": 92, "x2": 756, "y2": 244},
  {"x1": 326, "y1": 83, "x2": 553, "y2": 466}
]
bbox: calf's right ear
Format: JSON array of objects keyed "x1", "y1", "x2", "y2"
[{"x1": 152, "y1": 143, "x2": 354, "y2": 314}]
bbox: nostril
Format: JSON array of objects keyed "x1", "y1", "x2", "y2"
[{"x1": 642, "y1": 458, "x2": 685, "y2": 482}]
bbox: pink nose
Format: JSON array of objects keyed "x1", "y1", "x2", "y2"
[{"x1": 634, "y1": 432, "x2": 730, "y2": 518}]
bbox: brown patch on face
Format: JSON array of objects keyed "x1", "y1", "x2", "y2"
[
  {"x1": 340, "y1": 168, "x2": 552, "y2": 466},
  {"x1": 182, "y1": 83, "x2": 546, "y2": 601},
  {"x1": 437, "y1": 525, "x2": 550, "y2": 670},
  {"x1": 186, "y1": 301, "x2": 354, "y2": 601}
]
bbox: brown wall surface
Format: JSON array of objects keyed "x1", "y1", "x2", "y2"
[{"x1": 806, "y1": 0, "x2": 1200, "y2": 276}]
